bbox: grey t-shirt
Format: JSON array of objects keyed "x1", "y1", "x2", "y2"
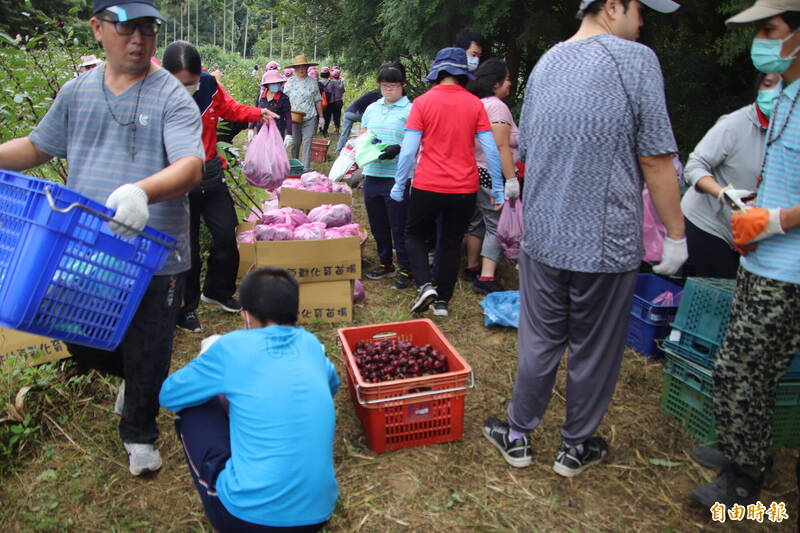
[
  {"x1": 518, "y1": 34, "x2": 677, "y2": 273},
  {"x1": 29, "y1": 65, "x2": 204, "y2": 275},
  {"x1": 681, "y1": 104, "x2": 765, "y2": 246}
]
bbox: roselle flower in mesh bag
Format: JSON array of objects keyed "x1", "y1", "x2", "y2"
[{"x1": 308, "y1": 203, "x2": 352, "y2": 227}]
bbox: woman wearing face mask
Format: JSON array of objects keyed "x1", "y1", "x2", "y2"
[
  {"x1": 162, "y1": 41, "x2": 278, "y2": 333},
  {"x1": 249, "y1": 70, "x2": 292, "y2": 139},
  {"x1": 680, "y1": 73, "x2": 782, "y2": 278}
]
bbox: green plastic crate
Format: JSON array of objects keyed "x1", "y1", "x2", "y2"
[
  {"x1": 288, "y1": 159, "x2": 304, "y2": 177},
  {"x1": 660, "y1": 361, "x2": 800, "y2": 448},
  {"x1": 671, "y1": 277, "x2": 735, "y2": 344}
]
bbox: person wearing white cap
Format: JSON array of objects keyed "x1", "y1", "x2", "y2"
[
  {"x1": 689, "y1": 0, "x2": 800, "y2": 509},
  {"x1": 483, "y1": 0, "x2": 685, "y2": 478}
]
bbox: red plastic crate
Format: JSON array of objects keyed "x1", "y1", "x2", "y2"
[{"x1": 337, "y1": 319, "x2": 473, "y2": 453}]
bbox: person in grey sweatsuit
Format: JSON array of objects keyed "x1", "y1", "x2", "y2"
[{"x1": 681, "y1": 73, "x2": 782, "y2": 278}]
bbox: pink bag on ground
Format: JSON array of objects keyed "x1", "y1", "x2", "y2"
[
  {"x1": 496, "y1": 199, "x2": 524, "y2": 263},
  {"x1": 242, "y1": 119, "x2": 289, "y2": 189}
]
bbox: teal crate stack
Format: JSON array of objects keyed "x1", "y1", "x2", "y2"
[
  {"x1": 660, "y1": 354, "x2": 800, "y2": 447},
  {"x1": 659, "y1": 277, "x2": 800, "y2": 447}
]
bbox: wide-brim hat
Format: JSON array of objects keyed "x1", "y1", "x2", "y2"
[
  {"x1": 93, "y1": 0, "x2": 164, "y2": 21},
  {"x1": 260, "y1": 70, "x2": 286, "y2": 86},
  {"x1": 423, "y1": 47, "x2": 475, "y2": 83},
  {"x1": 79, "y1": 54, "x2": 101, "y2": 67},
  {"x1": 285, "y1": 54, "x2": 318, "y2": 68},
  {"x1": 726, "y1": 0, "x2": 800, "y2": 24}
]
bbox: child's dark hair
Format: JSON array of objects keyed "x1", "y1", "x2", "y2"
[
  {"x1": 781, "y1": 11, "x2": 800, "y2": 30},
  {"x1": 436, "y1": 70, "x2": 469, "y2": 87},
  {"x1": 162, "y1": 40, "x2": 202, "y2": 75},
  {"x1": 467, "y1": 58, "x2": 508, "y2": 99},
  {"x1": 377, "y1": 61, "x2": 406, "y2": 84},
  {"x1": 454, "y1": 28, "x2": 485, "y2": 50},
  {"x1": 240, "y1": 267, "x2": 299, "y2": 326}
]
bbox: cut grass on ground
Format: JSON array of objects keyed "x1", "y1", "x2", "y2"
[{"x1": 1, "y1": 152, "x2": 797, "y2": 532}]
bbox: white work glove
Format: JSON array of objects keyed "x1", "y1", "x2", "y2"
[
  {"x1": 504, "y1": 177, "x2": 520, "y2": 200},
  {"x1": 652, "y1": 236, "x2": 688, "y2": 275},
  {"x1": 284, "y1": 135, "x2": 294, "y2": 149},
  {"x1": 247, "y1": 129, "x2": 254, "y2": 142},
  {"x1": 105, "y1": 184, "x2": 149, "y2": 238},
  {"x1": 717, "y1": 184, "x2": 754, "y2": 211}
]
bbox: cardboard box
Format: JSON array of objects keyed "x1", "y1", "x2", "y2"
[
  {"x1": 279, "y1": 187, "x2": 352, "y2": 211},
  {"x1": 236, "y1": 223, "x2": 361, "y2": 283},
  {"x1": 298, "y1": 280, "x2": 352, "y2": 324},
  {"x1": 0, "y1": 327, "x2": 69, "y2": 367}
]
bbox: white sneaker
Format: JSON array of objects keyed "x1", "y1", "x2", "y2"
[
  {"x1": 124, "y1": 443, "x2": 162, "y2": 476},
  {"x1": 113, "y1": 380, "x2": 125, "y2": 416}
]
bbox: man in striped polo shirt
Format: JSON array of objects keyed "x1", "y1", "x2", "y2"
[
  {"x1": 0, "y1": 0, "x2": 204, "y2": 477},
  {"x1": 691, "y1": 0, "x2": 800, "y2": 508}
]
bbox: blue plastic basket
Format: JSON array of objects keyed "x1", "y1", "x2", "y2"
[
  {"x1": 0, "y1": 171, "x2": 176, "y2": 350},
  {"x1": 626, "y1": 314, "x2": 671, "y2": 358},
  {"x1": 630, "y1": 274, "x2": 681, "y2": 323}
]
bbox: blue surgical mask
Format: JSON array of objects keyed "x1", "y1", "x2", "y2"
[
  {"x1": 757, "y1": 83, "x2": 782, "y2": 117},
  {"x1": 268, "y1": 83, "x2": 282, "y2": 93},
  {"x1": 467, "y1": 55, "x2": 479, "y2": 72},
  {"x1": 751, "y1": 32, "x2": 800, "y2": 74}
]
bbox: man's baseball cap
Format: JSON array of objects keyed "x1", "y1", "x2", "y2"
[
  {"x1": 579, "y1": 0, "x2": 680, "y2": 14},
  {"x1": 92, "y1": 0, "x2": 164, "y2": 21},
  {"x1": 726, "y1": 0, "x2": 800, "y2": 25}
]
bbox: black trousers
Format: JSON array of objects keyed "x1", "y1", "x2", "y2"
[
  {"x1": 363, "y1": 176, "x2": 410, "y2": 271},
  {"x1": 67, "y1": 273, "x2": 186, "y2": 443},
  {"x1": 322, "y1": 101, "x2": 343, "y2": 134},
  {"x1": 685, "y1": 217, "x2": 740, "y2": 279},
  {"x1": 182, "y1": 156, "x2": 240, "y2": 312},
  {"x1": 405, "y1": 188, "x2": 476, "y2": 302},
  {"x1": 175, "y1": 397, "x2": 327, "y2": 533}
]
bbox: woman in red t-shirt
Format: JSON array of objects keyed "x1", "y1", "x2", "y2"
[{"x1": 390, "y1": 47, "x2": 505, "y2": 317}]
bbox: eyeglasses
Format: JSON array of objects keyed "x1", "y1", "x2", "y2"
[
  {"x1": 99, "y1": 18, "x2": 160, "y2": 36},
  {"x1": 380, "y1": 83, "x2": 402, "y2": 90}
]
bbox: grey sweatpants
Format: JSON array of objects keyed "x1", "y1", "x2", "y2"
[
  {"x1": 291, "y1": 116, "x2": 318, "y2": 170},
  {"x1": 507, "y1": 251, "x2": 637, "y2": 446},
  {"x1": 467, "y1": 186, "x2": 503, "y2": 262}
]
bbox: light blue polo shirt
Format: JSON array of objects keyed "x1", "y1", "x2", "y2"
[
  {"x1": 741, "y1": 78, "x2": 800, "y2": 284},
  {"x1": 360, "y1": 96, "x2": 412, "y2": 178}
]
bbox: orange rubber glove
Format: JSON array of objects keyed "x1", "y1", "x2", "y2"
[{"x1": 731, "y1": 207, "x2": 784, "y2": 255}]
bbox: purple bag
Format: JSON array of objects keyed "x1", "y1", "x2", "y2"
[{"x1": 496, "y1": 199, "x2": 524, "y2": 263}]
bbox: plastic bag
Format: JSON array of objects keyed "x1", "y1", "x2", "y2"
[
  {"x1": 652, "y1": 289, "x2": 682, "y2": 306},
  {"x1": 324, "y1": 223, "x2": 361, "y2": 239},
  {"x1": 642, "y1": 186, "x2": 666, "y2": 262},
  {"x1": 300, "y1": 171, "x2": 332, "y2": 191},
  {"x1": 254, "y1": 223, "x2": 295, "y2": 241},
  {"x1": 242, "y1": 124, "x2": 274, "y2": 189},
  {"x1": 331, "y1": 182, "x2": 352, "y2": 195},
  {"x1": 479, "y1": 291, "x2": 520, "y2": 328},
  {"x1": 496, "y1": 199, "x2": 524, "y2": 263},
  {"x1": 237, "y1": 230, "x2": 255, "y2": 244},
  {"x1": 260, "y1": 207, "x2": 309, "y2": 227},
  {"x1": 293, "y1": 222, "x2": 327, "y2": 241},
  {"x1": 330, "y1": 141, "x2": 357, "y2": 182},
  {"x1": 354, "y1": 132, "x2": 387, "y2": 167},
  {"x1": 308, "y1": 203, "x2": 352, "y2": 227},
  {"x1": 353, "y1": 279, "x2": 366, "y2": 303}
]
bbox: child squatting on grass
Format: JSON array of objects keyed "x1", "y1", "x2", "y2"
[{"x1": 159, "y1": 267, "x2": 339, "y2": 532}]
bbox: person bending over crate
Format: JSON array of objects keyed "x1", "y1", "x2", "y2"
[
  {"x1": 162, "y1": 40, "x2": 279, "y2": 334},
  {"x1": 0, "y1": 0, "x2": 204, "y2": 476},
  {"x1": 689, "y1": 0, "x2": 800, "y2": 508},
  {"x1": 160, "y1": 267, "x2": 339, "y2": 533}
]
